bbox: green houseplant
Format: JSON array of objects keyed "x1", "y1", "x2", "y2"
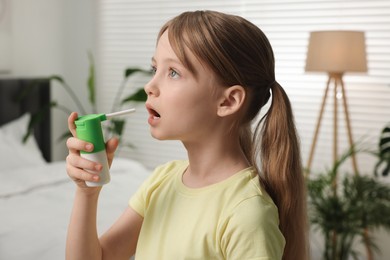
[{"x1": 307, "y1": 144, "x2": 390, "y2": 260}]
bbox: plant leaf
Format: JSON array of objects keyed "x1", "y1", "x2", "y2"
[
  {"x1": 49, "y1": 75, "x2": 65, "y2": 84},
  {"x1": 377, "y1": 124, "x2": 390, "y2": 176},
  {"x1": 87, "y1": 52, "x2": 96, "y2": 106},
  {"x1": 23, "y1": 101, "x2": 57, "y2": 143},
  {"x1": 379, "y1": 124, "x2": 390, "y2": 156},
  {"x1": 109, "y1": 119, "x2": 126, "y2": 136},
  {"x1": 121, "y1": 88, "x2": 147, "y2": 104},
  {"x1": 124, "y1": 67, "x2": 151, "y2": 79}
]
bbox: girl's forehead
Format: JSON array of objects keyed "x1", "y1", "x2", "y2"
[
  {"x1": 156, "y1": 30, "x2": 221, "y2": 86},
  {"x1": 156, "y1": 31, "x2": 198, "y2": 70},
  {"x1": 154, "y1": 32, "x2": 186, "y2": 67},
  {"x1": 155, "y1": 31, "x2": 176, "y2": 58}
]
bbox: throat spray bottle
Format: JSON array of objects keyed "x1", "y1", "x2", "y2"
[{"x1": 74, "y1": 108, "x2": 136, "y2": 187}]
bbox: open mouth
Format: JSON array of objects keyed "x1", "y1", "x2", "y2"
[
  {"x1": 149, "y1": 108, "x2": 161, "y2": 118},
  {"x1": 146, "y1": 104, "x2": 161, "y2": 118}
]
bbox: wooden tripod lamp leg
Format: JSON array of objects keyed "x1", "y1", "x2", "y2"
[
  {"x1": 306, "y1": 76, "x2": 332, "y2": 176},
  {"x1": 339, "y1": 77, "x2": 359, "y2": 175},
  {"x1": 333, "y1": 75, "x2": 339, "y2": 166}
]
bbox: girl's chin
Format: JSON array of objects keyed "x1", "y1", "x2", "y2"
[
  {"x1": 149, "y1": 130, "x2": 166, "y2": 140},
  {"x1": 150, "y1": 130, "x2": 178, "y2": 141}
]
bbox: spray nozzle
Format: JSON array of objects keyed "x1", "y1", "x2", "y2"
[
  {"x1": 105, "y1": 108, "x2": 136, "y2": 120},
  {"x1": 76, "y1": 108, "x2": 136, "y2": 124}
]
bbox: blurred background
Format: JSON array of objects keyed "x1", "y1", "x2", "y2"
[{"x1": 1, "y1": 0, "x2": 389, "y2": 258}]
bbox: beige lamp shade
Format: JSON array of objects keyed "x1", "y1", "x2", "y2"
[{"x1": 305, "y1": 31, "x2": 367, "y2": 73}]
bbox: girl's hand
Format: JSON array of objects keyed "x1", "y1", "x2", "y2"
[{"x1": 65, "y1": 112, "x2": 119, "y2": 190}]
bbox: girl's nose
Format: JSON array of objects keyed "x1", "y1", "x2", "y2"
[{"x1": 144, "y1": 77, "x2": 159, "y2": 97}]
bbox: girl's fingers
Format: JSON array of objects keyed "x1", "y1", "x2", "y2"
[
  {"x1": 66, "y1": 137, "x2": 94, "y2": 153},
  {"x1": 67, "y1": 164, "x2": 99, "y2": 181},
  {"x1": 68, "y1": 168, "x2": 101, "y2": 192},
  {"x1": 66, "y1": 155, "x2": 103, "y2": 188},
  {"x1": 68, "y1": 112, "x2": 78, "y2": 137},
  {"x1": 66, "y1": 152, "x2": 102, "y2": 173},
  {"x1": 106, "y1": 138, "x2": 119, "y2": 166}
]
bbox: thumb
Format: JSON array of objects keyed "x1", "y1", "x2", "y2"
[{"x1": 106, "y1": 138, "x2": 119, "y2": 167}]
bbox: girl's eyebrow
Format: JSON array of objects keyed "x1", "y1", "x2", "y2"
[{"x1": 151, "y1": 56, "x2": 183, "y2": 66}]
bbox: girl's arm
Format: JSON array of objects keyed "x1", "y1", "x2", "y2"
[
  {"x1": 65, "y1": 111, "x2": 106, "y2": 259},
  {"x1": 100, "y1": 207, "x2": 143, "y2": 258},
  {"x1": 66, "y1": 186, "x2": 143, "y2": 260},
  {"x1": 66, "y1": 187, "x2": 102, "y2": 260},
  {"x1": 65, "y1": 112, "x2": 108, "y2": 259},
  {"x1": 66, "y1": 190, "x2": 143, "y2": 260},
  {"x1": 65, "y1": 112, "x2": 143, "y2": 259}
]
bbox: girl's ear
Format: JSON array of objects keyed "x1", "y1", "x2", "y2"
[{"x1": 217, "y1": 85, "x2": 246, "y2": 117}]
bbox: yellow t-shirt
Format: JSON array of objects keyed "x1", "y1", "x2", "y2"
[{"x1": 129, "y1": 160, "x2": 285, "y2": 260}]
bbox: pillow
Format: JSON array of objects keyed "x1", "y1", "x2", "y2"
[{"x1": 0, "y1": 113, "x2": 47, "y2": 171}]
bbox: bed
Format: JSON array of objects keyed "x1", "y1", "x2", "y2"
[{"x1": 0, "y1": 78, "x2": 151, "y2": 259}]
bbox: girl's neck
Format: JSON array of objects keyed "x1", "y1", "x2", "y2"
[{"x1": 182, "y1": 136, "x2": 249, "y2": 188}]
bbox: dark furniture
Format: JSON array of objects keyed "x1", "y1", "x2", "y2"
[{"x1": 0, "y1": 78, "x2": 51, "y2": 162}]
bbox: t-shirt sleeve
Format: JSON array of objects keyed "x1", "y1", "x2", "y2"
[
  {"x1": 129, "y1": 161, "x2": 181, "y2": 217},
  {"x1": 128, "y1": 176, "x2": 150, "y2": 217},
  {"x1": 220, "y1": 195, "x2": 285, "y2": 260}
]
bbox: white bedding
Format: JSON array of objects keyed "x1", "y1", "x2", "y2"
[{"x1": 0, "y1": 157, "x2": 150, "y2": 260}]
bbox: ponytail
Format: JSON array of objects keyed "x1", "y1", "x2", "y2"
[{"x1": 252, "y1": 82, "x2": 308, "y2": 260}]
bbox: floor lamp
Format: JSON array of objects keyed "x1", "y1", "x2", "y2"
[{"x1": 305, "y1": 31, "x2": 367, "y2": 176}]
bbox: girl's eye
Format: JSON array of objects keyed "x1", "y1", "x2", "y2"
[
  {"x1": 150, "y1": 65, "x2": 157, "y2": 75},
  {"x1": 169, "y1": 68, "x2": 180, "y2": 79}
]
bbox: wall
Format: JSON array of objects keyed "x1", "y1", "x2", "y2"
[{"x1": 3, "y1": 0, "x2": 95, "y2": 161}]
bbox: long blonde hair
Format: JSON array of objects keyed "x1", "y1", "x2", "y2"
[{"x1": 158, "y1": 10, "x2": 308, "y2": 260}]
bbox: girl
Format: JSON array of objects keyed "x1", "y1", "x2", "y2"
[{"x1": 66, "y1": 10, "x2": 308, "y2": 260}]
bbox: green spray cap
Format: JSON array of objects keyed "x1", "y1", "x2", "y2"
[
  {"x1": 75, "y1": 114, "x2": 107, "y2": 154},
  {"x1": 74, "y1": 109, "x2": 136, "y2": 154}
]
